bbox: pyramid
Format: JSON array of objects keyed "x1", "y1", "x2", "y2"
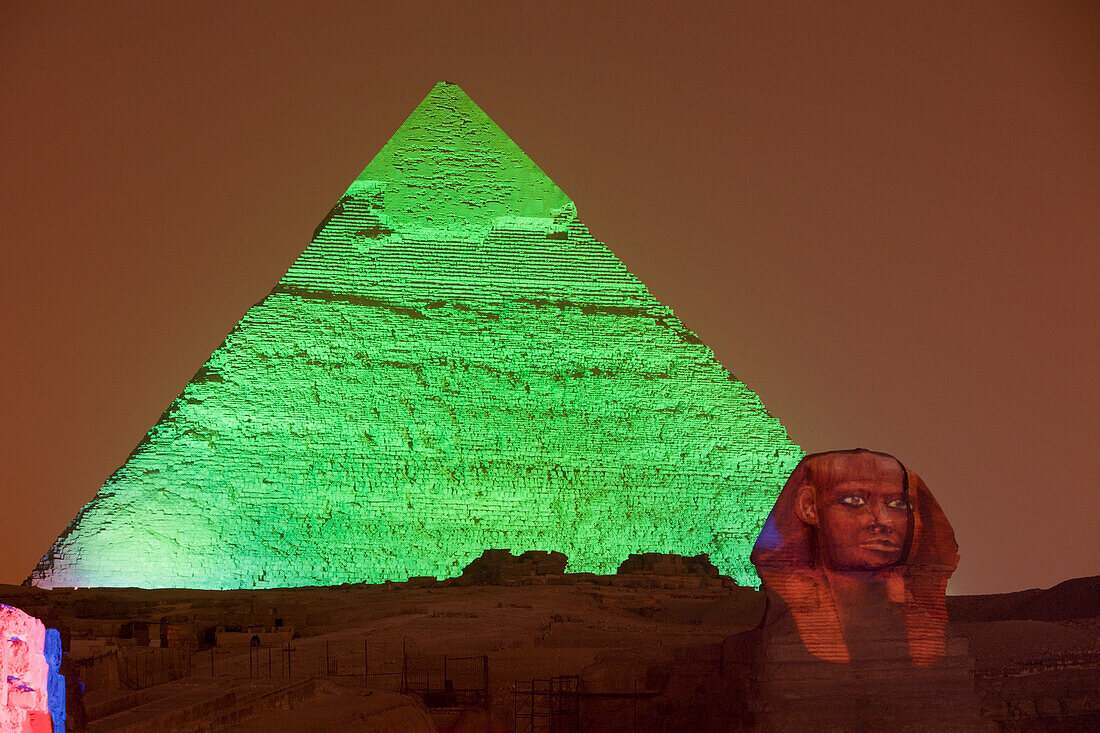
[{"x1": 30, "y1": 83, "x2": 803, "y2": 590}]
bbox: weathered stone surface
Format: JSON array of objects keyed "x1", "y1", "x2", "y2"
[
  {"x1": 456, "y1": 549, "x2": 568, "y2": 586},
  {"x1": 1, "y1": 604, "x2": 55, "y2": 733},
  {"x1": 617, "y1": 552, "x2": 720, "y2": 577},
  {"x1": 745, "y1": 591, "x2": 993, "y2": 731},
  {"x1": 30, "y1": 82, "x2": 801, "y2": 590}
]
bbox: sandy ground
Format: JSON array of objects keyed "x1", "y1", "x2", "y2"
[
  {"x1": 951, "y1": 619, "x2": 1099, "y2": 668},
  {"x1": 3, "y1": 576, "x2": 762, "y2": 731},
  {"x1": 226, "y1": 680, "x2": 438, "y2": 733}
]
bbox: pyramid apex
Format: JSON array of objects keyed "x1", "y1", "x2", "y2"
[
  {"x1": 348, "y1": 82, "x2": 571, "y2": 233},
  {"x1": 415, "y1": 80, "x2": 481, "y2": 111}
]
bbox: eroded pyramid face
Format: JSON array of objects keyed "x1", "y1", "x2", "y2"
[{"x1": 30, "y1": 83, "x2": 803, "y2": 590}]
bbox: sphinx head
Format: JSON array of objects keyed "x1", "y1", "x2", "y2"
[{"x1": 794, "y1": 450, "x2": 910, "y2": 571}]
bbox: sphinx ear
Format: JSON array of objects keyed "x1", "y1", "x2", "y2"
[{"x1": 795, "y1": 484, "x2": 818, "y2": 526}]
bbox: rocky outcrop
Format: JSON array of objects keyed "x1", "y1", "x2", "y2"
[
  {"x1": 454, "y1": 549, "x2": 567, "y2": 586},
  {"x1": 1, "y1": 604, "x2": 59, "y2": 733},
  {"x1": 617, "y1": 552, "x2": 720, "y2": 577}
]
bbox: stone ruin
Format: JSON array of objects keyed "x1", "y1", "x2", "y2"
[
  {"x1": 617, "y1": 552, "x2": 721, "y2": 577},
  {"x1": 1, "y1": 604, "x2": 64, "y2": 733},
  {"x1": 448, "y1": 549, "x2": 730, "y2": 588},
  {"x1": 454, "y1": 549, "x2": 569, "y2": 586},
  {"x1": 30, "y1": 82, "x2": 802, "y2": 591}
]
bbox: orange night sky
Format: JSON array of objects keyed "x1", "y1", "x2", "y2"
[{"x1": 2, "y1": 1, "x2": 1097, "y2": 593}]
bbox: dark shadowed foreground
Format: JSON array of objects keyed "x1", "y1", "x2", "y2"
[{"x1": 2, "y1": 563, "x2": 1097, "y2": 732}]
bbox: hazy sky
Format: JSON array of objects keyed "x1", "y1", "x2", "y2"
[{"x1": 2, "y1": 2, "x2": 1096, "y2": 593}]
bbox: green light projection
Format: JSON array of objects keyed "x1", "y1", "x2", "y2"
[{"x1": 30, "y1": 83, "x2": 803, "y2": 590}]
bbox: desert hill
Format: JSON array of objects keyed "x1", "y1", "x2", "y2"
[{"x1": 948, "y1": 575, "x2": 1100, "y2": 623}]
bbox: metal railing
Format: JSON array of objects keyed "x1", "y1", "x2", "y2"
[
  {"x1": 118, "y1": 648, "x2": 192, "y2": 690},
  {"x1": 514, "y1": 675, "x2": 579, "y2": 733},
  {"x1": 189, "y1": 638, "x2": 488, "y2": 708},
  {"x1": 403, "y1": 651, "x2": 489, "y2": 707}
]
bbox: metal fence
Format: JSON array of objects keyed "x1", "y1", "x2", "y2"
[
  {"x1": 404, "y1": 652, "x2": 489, "y2": 707},
  {"x1": 118, "y1": 648, "x2": 192, "y2": 690},
  {"x1": 514, "y1": 675, "x2": 580, "y2": 733},
  {"x1": 189, "y1": 638, "x2": 488, "y2": 709},
  {"x1": 192, "y1": 639, "x2": 389, "y2": 683}
]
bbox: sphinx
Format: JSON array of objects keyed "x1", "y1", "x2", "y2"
[
  {"x1": 733, "y1": 450, "x2": 996, "y2": 730},
  {"x1": 750, "y1": 448, "x2": 959, "y2": 665}
]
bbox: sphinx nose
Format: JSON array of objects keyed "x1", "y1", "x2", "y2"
[{"x1": 866, "y1": 504, "x2": 892, "y2": 532}]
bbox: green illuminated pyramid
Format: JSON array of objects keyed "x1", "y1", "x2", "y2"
[{"x1": 31, "y1": 83, "x2": 803, "y2": 590}]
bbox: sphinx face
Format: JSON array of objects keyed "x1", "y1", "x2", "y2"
[{"x1": 799, "y1": 456, "x2": 910, "y2": 570}]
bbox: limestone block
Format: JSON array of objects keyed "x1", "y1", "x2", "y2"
[{"x1": 1, "y1": 604, "x2": 54, "y2": 733}]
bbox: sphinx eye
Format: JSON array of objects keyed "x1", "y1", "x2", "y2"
[{"x1": 839, "y1": 495, "x2": 866, "y2": 507}]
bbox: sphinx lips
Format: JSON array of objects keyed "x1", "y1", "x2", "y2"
[{"x1": 860, "y1": 539, "x2": 900, "y2": 551}]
